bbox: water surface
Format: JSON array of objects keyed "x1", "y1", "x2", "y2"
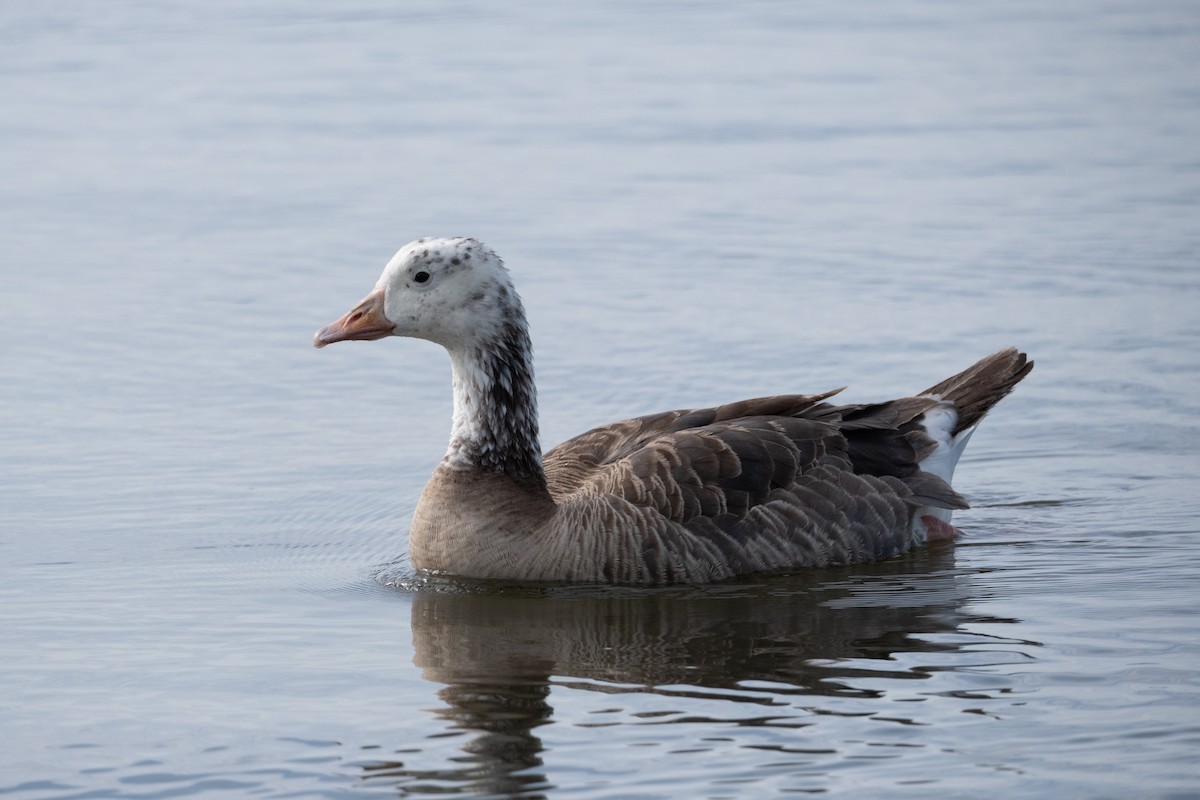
[{"x1": 2, "y1": 1, "x2": 1199, "y2": 797}]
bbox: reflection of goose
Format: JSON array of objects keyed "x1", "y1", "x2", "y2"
[
  {"x1": 391, "y1": 550, "x2": 990, "y2": 797},
  {"x1": 316, "y1": 237, "x2": 1032, "y2": 584},
  {"x1": 408, "y1": 549, "x2": 975, "y2": 696},
  {"x1": 360, "y1": 672, "x2": 553, "y2": 800}
]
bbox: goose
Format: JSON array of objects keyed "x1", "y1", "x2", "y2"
[{"x1": 314, "y1": 237, "x2": 1032, "y2": 585}]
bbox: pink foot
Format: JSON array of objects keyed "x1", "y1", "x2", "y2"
[{"x1": 921, "y1": 515, "x2": 964, "y2": 543}]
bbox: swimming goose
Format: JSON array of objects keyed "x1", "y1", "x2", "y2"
[{"x1": 315, "y1": 237, "x2": 1032, "y2": 585}]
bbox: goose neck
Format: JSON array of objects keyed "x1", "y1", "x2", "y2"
[{"x1": 444, "y1": 327, "x2": 544, "y2": 485}]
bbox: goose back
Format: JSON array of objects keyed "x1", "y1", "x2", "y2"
[{"x1": 534, "y1": 393, "x2": 966, "y2": 584}]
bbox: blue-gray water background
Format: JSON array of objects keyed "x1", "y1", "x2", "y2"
[{"x1": 2, "y1": 2, "x2": 1199, "y2": 797}]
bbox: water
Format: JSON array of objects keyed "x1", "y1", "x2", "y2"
[{"x1": 3, "y1": 1, "x2": 1199, "y2": 797}]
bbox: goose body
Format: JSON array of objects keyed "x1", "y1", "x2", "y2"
[{"x1": 315, "y1": 237, "x2": 1032, "y2": 585}]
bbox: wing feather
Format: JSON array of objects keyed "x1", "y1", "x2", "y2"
[{"x1": 542, "y1": 389, "x2": 960, "y2": 577}]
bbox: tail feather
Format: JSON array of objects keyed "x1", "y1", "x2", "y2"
[
  {"x1": 922, "y1": 348, "x2": 1033, "y2": 435},
  {"x1": 910, "y1": 348, "x2": 1033, "y2": 543}
]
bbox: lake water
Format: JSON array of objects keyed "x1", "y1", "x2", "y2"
[{"x1": 3, "y1": 1, "x2": 1199, "y2": 797}]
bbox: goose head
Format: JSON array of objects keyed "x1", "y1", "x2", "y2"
[
  {"x1": 313, "y1": 237, "x2": 521, "y2": 351},
  {"x1": 314, "y1": 236, "x2": 543, "y2": 479}
]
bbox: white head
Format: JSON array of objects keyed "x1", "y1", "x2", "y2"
[
  {"x1": 315, "y1": 237, "x2": 542, "y2": 476},
  {"x1": 314, "y1": 237, "x2": 521, "y2": 350}
]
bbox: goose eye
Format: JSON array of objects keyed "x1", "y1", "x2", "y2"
[{"x1": 413, "y1": 271, "x2": 431, "y2": 284}]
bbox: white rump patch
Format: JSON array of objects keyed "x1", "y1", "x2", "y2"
[{"x1": 913, "y1": 399, "x2": 975, "y2": 540}]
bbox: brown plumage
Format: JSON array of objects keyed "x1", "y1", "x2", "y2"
[{"x1": 315, "y1": 237, "x2": 1033, "y2": 585}]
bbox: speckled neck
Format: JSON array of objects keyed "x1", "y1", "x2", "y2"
[{"x1": 444, "y1": 315, "x2": 545, "y2": 485}]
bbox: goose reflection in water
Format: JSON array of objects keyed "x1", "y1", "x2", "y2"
[{"x1": 357, "y1": 546, "x2": 1027, "y2": 797}]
